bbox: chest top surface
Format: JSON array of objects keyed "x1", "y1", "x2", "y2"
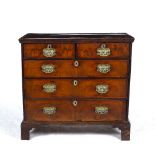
[{"x1": 19, "y1": 33, "x2": 134, "y2": 43}]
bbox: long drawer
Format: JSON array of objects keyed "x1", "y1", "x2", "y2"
[
  {"x1": 24, "y1": 60, "x2": 128, "y2": 78},
  {"x1": 24, "y1": 79, "x2": 127, "y2": 99},
  {"x1": 25, "y1": 99, "x2": 126, "y2": 122}
]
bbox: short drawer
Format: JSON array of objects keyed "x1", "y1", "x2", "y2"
[
  {"x1": 24, "y1": 60, "x2": 128, "y2": 78},
  {"x1": 77, "y1": 43, "x2": 129, "y2": 58},
  {"x1": 76, "y1": 100, "x2": 126, "y2": 121},
  {"x1": 23, "y1": 43, "x2": 74, "y2": 59},
  {"x1": 24, "y1": 79, "x2": 127, "y2": 99},
  {"x1": 25, "y1": 100, "x2": 75, "y2": 122}
]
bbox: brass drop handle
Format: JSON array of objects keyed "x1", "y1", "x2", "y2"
[
  {"x1": 43, "y1": 44, "x2": 56, "y2": 57},
  {"x1": 97, "y1": 64, "x2": 111, "y2": 73},
  {"x1": 43, "y1": 83, "x2": 56, "y2": 93},
  {"x1": 41, "y1": 64, "x2": 55, "y2": 73},
  {"x1": 73, "y1": 100, "x2": 78, "y2": 106},
  {"x1": 95, "y1": 106, "x2": 108, "y2": 114},
  {"x1": 97, "y1": 44, "x2": 111, "y2": 56},
  {"x1": 96, "y1": 84, "x2": 109, "y2": 94},
  {"x1": 43, "y1": 107, "x2": 56, "y2": 115}
]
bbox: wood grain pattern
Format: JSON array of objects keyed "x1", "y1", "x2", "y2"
[
  {"x1": 23, "y1": 43, "x2": 74, "y2": 58},
  {"x1": 24, "y1": 60, "x2": 77, "y2": 77},
  {"x1": 25, "y1": 100, "x2": 126, "y2": 122},
  {"x1": 77, "y1": 60, "x2": 128, "y2": 77},
  {"x1": 77, "y1": 43, "x2": 129, "y2": 58},
  {"x1": 24, "y1": 79, "x2": 127, "y2": 99},
  {"x1": 24, "y1": 60, "x2": 128, "y2": 78},
  {"x1": 25, "y1": 100, "x2": 75, "y2": 122},
  {"x1": 76, "y1": 100, "x2": 126, "y2": 121}
]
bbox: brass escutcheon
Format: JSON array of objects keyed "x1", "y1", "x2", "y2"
[
  {"x1": 73, "y1": 80, "x2": 78, "y2": 86},
  {"x1": 73, "y1": 100, "x2": 78, "y2": 106},
  {"x1": 74, "y1": 61, "x2": 79, "y2": 67}
]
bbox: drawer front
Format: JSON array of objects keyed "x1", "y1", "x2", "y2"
[
  {"x1": 77, "y1": 43, "x2": 129, "y2": 58},
  {"x1": 77, "y1": 60, "x2": 128, "y2": 77},
  {"x1": 76, "y1": 100, "x2": 126, "y2": 121},
  {"x1": 25, "y1": 99, "x2": 126, "y2": 122},
  {"x1": 24, "y1": 60, "x2": 128, "y2": 78},
  {"x1": 23, "y1": 44, "x2": 74, "y2": 59},
  {"x1": 24, "y1": 60, "x2": 77, "y2": 77},
  {"x1": 25, "y1": 79, "x2": 127, "y2": 99},
  {"x1": 25, "y1": 100, "x2": 75, "y2": 122}
]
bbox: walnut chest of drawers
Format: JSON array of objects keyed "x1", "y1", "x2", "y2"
[{"x1": 19, "y1": 33, "x2": 134, "y2": 140}]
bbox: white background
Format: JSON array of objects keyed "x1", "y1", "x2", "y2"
[{"x1": 0, "y1": 0, "x2": 155, "y2": 154}]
